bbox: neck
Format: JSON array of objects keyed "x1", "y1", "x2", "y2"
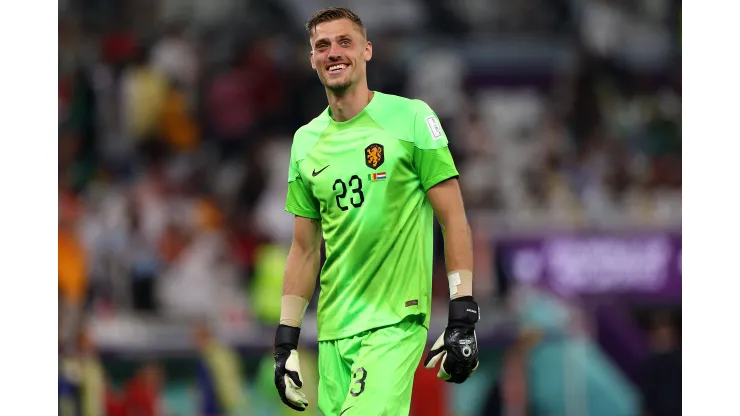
[{"x1": 326, "y1": 81, "x2": 373, "y2": 122}]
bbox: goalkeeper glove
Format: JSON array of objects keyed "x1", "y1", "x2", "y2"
[
  {"x1": 274, "y1": 325, "x2": 309, "y2": 411},
  {"x1": 424, "y1": 296, "x2": 480, "y2": 383}
]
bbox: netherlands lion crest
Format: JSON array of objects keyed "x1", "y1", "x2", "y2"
[{"x1": 365, "y1": 143, "x2": 384, "y2": 170}]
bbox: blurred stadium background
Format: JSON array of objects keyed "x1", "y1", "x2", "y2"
[{"x1": 58, "y1": 0, "x2": 681, "y2": 415}]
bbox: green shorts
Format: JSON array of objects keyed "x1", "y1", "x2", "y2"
[{"x1": 317, "y1": 315, "x2": 428, "y2": 416}]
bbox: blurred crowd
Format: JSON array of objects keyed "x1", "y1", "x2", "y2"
[
  {"x1": 59, "y1": 0, "x2": 681, "y2": 320},
  {"x1": 59, "y1": 0, "x2": 680, "y2": 414}
]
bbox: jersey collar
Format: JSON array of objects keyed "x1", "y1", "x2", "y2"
[{"x1": 326, "y1": 91, "x2": 381, "y2": 125}]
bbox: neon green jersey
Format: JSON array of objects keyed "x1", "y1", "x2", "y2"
[{"x1": 285, "y1": 91, "x2": 459, "y2": 341}]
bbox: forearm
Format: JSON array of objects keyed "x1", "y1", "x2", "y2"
[
  {"x1": 440, "y1": 215, "x2": 474, "y2": 299},
  {"x1": 283, "y1": 243, "x2": 320, "y2": 299},
  {"x1": 280, "y1": 239, "x2": 320, "y2": 327},
  {"x1": 427, "y1": 178, "x2": 475, "y2": 300},
  {"x1": 424, "y1": 204, "x2": 480, "y2": 384}
]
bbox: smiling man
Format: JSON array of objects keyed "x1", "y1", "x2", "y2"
[{"x1": 272, "y1": 7, "x2": 481, "y2": 416}]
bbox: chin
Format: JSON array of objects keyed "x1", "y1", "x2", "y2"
[{"x1": 325, "y1": 79, "x2": 352, "y2": 92}]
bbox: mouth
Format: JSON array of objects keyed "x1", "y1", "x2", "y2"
[{"x1": 325, "y1": 63, "x2": 349, "y2": 75}]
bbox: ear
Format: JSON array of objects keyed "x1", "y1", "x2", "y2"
[
  {"x1": 364, "y1": 41, "x2": 373, "y2": 62},
  {"x1": 309, "y1": 50, "x2": 316, "y2": 70}
]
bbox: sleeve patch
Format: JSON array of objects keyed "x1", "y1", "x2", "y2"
[{"x1": 425, "y1": 116, "x2": 444, "y2": 140}]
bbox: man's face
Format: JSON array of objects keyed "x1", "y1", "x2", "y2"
[{"x1": 310, "y1": 18, "x2": 372, "y2": 92}]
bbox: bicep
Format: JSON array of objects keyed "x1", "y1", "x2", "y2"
[{"x1": 292, "y1": 215, "x2": 322, "y2": 252}]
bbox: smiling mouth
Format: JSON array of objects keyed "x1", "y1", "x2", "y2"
[{"x1": 326, "y1": 63, "x2": 349, "y2": 73}]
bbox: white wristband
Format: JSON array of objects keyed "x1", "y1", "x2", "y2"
[{"x1": 280, "y1": 295, "x2": 310, "y2": 327}]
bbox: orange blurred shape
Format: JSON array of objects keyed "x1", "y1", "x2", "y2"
[
  {"x1": 58, "y1": 227, "x2": 87, "y2": 303},
  {"x1": 160, "y1": 87, "x2": 200, "y2": 152},
  {"x1": 196, "y1": 198, "x2": 223, "y2": 231}
]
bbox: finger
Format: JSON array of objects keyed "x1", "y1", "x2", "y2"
[
  {"x1": 286, "y1": 374, "x2": 306, "y2": 394},
  {"x1": 423, "y1": 333, "x2": 446, "y2": 368},
  {"x1": 278, "y1": 384, "x2": 307, "y2": 411},
  {"x1": 284, "y1": 350, "x2": 304, "y2": 388},
  {"x1": 437, "y1": 354, "x2": 451, "y2": 380},
  {"x1": 287, "y1": 387, "x2": 308, "y2": 406},
  {"x1": 469, "y1": 360, "x2": 480, "y2": 376},
  {"x1": 429, "y1": 332, "x2": 444, "y2": 351},
  {"x1": 424, "y1": 349, "x2": 445, "y2": 369},
  {"x1": 286, "y1": 352, "x2": 303, "y2": 379},
  {"x1": 283, "y1": 399, "x2": 307, "y2": 412},
  {"x1": 284, "y1": 375, "x2": 309, "y2": 408}
]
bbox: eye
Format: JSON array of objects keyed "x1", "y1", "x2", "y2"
[{"x1": 340, "y1": 40, "x2": 351, "y2": 46}]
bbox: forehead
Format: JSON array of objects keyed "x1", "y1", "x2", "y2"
[{"x1": 311, "y1": 18, "x2": 364, "y2": 42}]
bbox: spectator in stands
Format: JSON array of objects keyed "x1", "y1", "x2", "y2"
[
  {"x1": 160, "y1": 80, "x2": 200, "y2": 153},
  {"x1": 127, "y1": 205, "x2": 162, "y2": 314},
  {"x1": 192, "y1": 322, "x2": 248, "y2": 415},
  {"x1": 150, "y1": 22, "x2": 199, "y2": 109},
  {"x1": 77, "y1": 330, "x2": 109, "y2": 416},
  {"x1": 100, "y1": 18, "x2": 137, "y2": 78},
  {"x1": 58, "y1": 329, "x2": 112, "y2": 416},
  {"x1": 206, "y1": 47, "x2": 257, "y2": 159},
  {"x1": 59, "y1": 191, "x2": 87, "y2": 352},
  {"x1": 120, "y1": 45, "x2": 169, "y2": 144},
  {"x1": 639, "y1": 312, "x2": 681, "y2": 416},
  {"x1": 123, "y1": 362, "x2": 164, "y2": 416}
]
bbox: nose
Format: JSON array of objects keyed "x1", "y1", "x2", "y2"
[{"x1": 328, "y1": 44, "x2": 342, "y2": 61}]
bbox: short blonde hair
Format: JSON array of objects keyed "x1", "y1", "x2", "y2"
[{"x1": 305, "y1": 7, "x2": 366, "y2": 39}]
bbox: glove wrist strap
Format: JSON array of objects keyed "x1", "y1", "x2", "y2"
[
  {"x1": 275, "y1": 324, "x2": 301, "y2": 350},
  {"x1": 448, "y1": 296, "x2": 479, "y2": 328}
]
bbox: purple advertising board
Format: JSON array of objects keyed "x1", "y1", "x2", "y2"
[
  {"x1": 495, "y1": 231, "x2": 681, "y2": 384},
  {"x1": 496, "y1": 231, "x2": 682, "y2": 300}
]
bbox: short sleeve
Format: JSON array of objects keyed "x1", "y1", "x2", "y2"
[
  {"x1": 285, "y1": 144, "x2": 321, "y2": 219},
  {"x1": 412, "y1": 101, "x2": 460, "y2": 191}
]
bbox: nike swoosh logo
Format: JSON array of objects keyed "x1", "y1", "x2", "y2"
[
  {"x1": 340, "y1": 406, "x2": 354, "y2": 415},
  {"x1": 312, "y1": 165, "x2": 329, "y2": 177}
]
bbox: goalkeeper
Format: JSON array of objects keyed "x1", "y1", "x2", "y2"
[{"x1": 273, "y1": 6, "x2": 480, "y2": 416}]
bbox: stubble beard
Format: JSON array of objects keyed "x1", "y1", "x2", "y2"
[{"x1": 324, "y1": 76, "x2": 352, "y2": 93}]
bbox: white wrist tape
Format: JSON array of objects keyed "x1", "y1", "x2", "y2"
[
  {"x1": 280, "y1": 295, "x2": 310, "y2": 327},
  {"x1": 448, "y1": 272, "x2": 461, "y2": 297},
  {"x1": 447, "y1": 270, "x2": 473, "y2": 299}
]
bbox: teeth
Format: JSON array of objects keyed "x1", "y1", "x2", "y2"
[{"x1": 329, "y1": 64, "x2": 346, "y2": 71}]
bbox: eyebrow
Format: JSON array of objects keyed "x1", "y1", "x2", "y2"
[{"x1": 313, "y1": 34, "x2": 352, "y2": 47}]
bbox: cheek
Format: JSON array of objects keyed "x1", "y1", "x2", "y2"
[{"x1": 312, "y1": 53, "x2": 324, "y2": 68}]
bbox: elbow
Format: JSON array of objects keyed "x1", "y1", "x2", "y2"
[
  {"x1": 292, "y1": 240, "x2": 321, "y2": 263},
  {"x1": 292, "y1": 233, "x2": 322, "y2": 256},
  {"x1": 292, "y1": 242, "x2": 319, "y2": 261}
]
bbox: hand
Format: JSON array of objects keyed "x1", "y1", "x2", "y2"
[
  {"x1": 274, "y1": 325, "x2": 309, "y2": 411},
  {"x1": 424, "y1": 296, "x2": 480, "y2": 383}
]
